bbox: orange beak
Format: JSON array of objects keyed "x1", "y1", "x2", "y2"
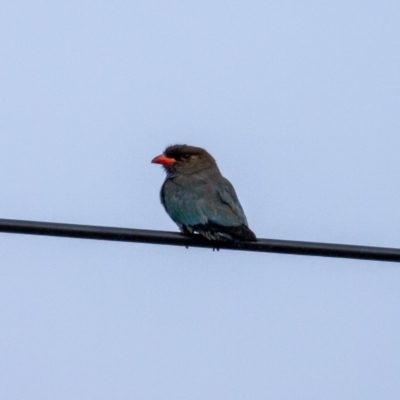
[{"x1": 151, "y1": 154, "x2": 176, "y2": 166}]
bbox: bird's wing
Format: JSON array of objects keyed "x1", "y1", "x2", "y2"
[
  {"x1": 206, "y1": 177, "x2": 249, "y2": 227},
  {"x1": 161, "y1": 174, "x2": 248, "y2": 229}
]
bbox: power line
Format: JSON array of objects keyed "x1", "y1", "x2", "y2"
[{"x1": 0, "y1": 217, "x2": 399, "y2": 263}]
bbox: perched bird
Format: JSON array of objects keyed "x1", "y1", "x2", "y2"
[{"x1": 151, "y1": 144, "x2": 257, "y2": 242}]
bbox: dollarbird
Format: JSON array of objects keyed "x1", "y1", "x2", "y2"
[{"x1": 151, "y1": 144, "x2": 257, "y2": 242}]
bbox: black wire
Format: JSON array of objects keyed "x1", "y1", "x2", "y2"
[{"x1": 0, "y1": 218, "x2": 399, "y2": 263}]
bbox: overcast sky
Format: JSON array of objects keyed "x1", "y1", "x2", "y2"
[{"x1": 1, "y1": 1, "x2": 400, "y2": 399}]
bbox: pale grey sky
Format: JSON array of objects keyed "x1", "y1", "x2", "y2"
[{"x1": 1, "y1": 2, "x2": 400, "y2": 399}]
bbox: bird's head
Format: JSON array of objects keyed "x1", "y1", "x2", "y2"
[{"x1": 151, "y1": 144, "x2": 218, "y2": 176}]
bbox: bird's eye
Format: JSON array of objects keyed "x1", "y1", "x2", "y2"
[{"x1": 180, "y1": 154, "x2": 191, "y2": 160}]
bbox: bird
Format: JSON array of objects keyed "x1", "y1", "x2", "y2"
[{"x1": 151, "y1": 144, "x2": 257, "y2": 242}]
